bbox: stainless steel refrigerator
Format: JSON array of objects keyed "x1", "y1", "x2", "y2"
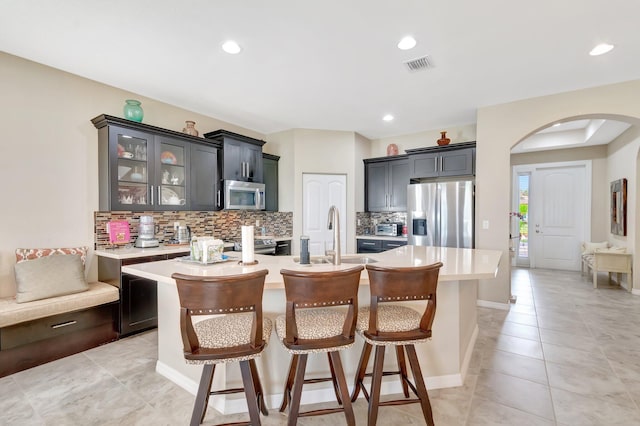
[{"x1": 407, "y1": 180, "x2": 474, "y2": 248}]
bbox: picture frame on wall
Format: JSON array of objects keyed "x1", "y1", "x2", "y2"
[{"x1": 610, "y1": 178, "x2": 627, "y2": 236}]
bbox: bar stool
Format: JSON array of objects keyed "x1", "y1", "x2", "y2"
[
  {"x1": 276, "y1": 266, "x2": 364, "y2": 426},
  {"x1": 350, "y1": 262, "x2": 443, "y2": 426},
  {"x1": 172, "y1": 269, "x2": 271, "y2": 426}
]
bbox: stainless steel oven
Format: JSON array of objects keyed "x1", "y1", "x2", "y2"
[
  {"x1": 233, "y1": 238, "x2": 277, "y2": 255},
  {"x1": 224, "y1": 180, "x2": 265, "y2": 210}
]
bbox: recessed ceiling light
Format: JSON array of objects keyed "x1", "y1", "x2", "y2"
[
  {"x1": 397, "y1": 36, "x2": 417, "y2": 51},
  {"x1": 589, "y1": 43, "x2": 614, "y2": 56},
  {"x1": 383, "y1": 114, "x2": 394, "y2": 122},
  {"x1": 222, "y1": 40, "x2": 242, "y2": 54}
]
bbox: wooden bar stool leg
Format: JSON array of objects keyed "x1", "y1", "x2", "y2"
[
  {"x1": 368, "y1": 346, "x2": 386, "y2": 426},
  {"x1": 329, "y1": 351, "x2": 356, "y2": 426},
  {"x1": 191, "y1": 364, "x2": 215, "y2": 426},
  {"x1": 406, "y1": 345, "x2": 434, "y2": 426},
  {"x1": 249, "y1": 359, "x2": 269, "y2": 416},
  {"x1": 328, "y1": 352, "x2": 343, "y2": 405},
  {"x1": 288, "y1": 354, "x2": 308, "y2": 426},
  {"x1": 351, "y1": 341, "x2": 373, "y2": 402},
  {"x1": 279, "y1": 354, "x2": 299, "y2": 412},
  {"x1": 395, "y1": 346, "x2": 410, "y2": 398},
  {"x1": 240, "y1": 360, "x2": 262, "y2": 426}
]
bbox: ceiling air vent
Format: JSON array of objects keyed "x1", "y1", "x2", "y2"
[{"x1": 404, "y1": 55, "x2": 433, "y2": 72}]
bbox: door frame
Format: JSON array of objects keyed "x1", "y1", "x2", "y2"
[{"x1": 512, "y1": 160, "x2": 592, "y2": 269}]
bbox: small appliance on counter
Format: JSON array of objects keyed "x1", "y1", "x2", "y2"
[
  {"x1": 375, "y1": 222, "x2": 404, "y2": 237},
  {"x1": 177, "y1": 225, "x2": 191, "y2": 244},
  {"x1": 135, "y1": 215, "x2": 160, "y2": 248}
]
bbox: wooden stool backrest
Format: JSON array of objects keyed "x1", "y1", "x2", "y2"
[
  {"x1": 364, "y1": 262, "x2": 443, "y2": 341},
  {"x1": 172, "y1": 269, "x2": 269, "y2": 361},
  {"x1": 279, "y1": 266, "x2": 364, "y2": 351}
]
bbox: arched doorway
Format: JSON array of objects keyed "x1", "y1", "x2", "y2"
[{"x1": 475, "y1": 80, "x2": 640, "y2": 307}]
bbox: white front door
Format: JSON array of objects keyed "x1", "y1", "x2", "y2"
[
  {"x1": 530, "y1": 163, "x2": 590, "y2": 271},
  {"x1": 302, "y1": 174, "x2": 347, "y2": 255}
]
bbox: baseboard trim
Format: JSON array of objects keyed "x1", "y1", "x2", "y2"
[
  {"x1": 476, "y1": 299, "x2": 510, "y2": 310},
  {"x1": 632, "y1": 288, "x2": 640, "y2": 296}
]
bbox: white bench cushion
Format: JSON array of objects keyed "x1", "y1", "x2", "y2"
[{"x1": 0, "y1": 282, "x2": 118, "y2": 328}]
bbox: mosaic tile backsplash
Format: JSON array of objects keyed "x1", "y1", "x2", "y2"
[
  {"x1": 356, "y1": 211, "x2": 408, "y2": 235},
  {"x1": 95, "y1": 210, "x2": 293, "y2": 249}
]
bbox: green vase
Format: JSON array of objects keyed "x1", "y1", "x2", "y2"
[{"x1": 123, "y1": 99, "x2": 144, "y2": 122}]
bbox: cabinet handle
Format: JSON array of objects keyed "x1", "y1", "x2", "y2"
[
  {"x1": 150, "y1": 185, "x2": 154, "y2": 205},
  {"x1": 362, "y1": 242, "x2": 376, "y2": 246},
  {"x1": 52, "y1": 320, "x2": 77, "y2": 329},
  {"x1": 158, "y1": 186, "x2": 161, "y2": 205},
  {"x1": 434, "y1": 158, "x2": 438, "y2": 173},
  {"x1": 216, "y1": 190, "x2": 221, "y2": 208},
  {"x1": 439, "y1": 156, "x2": 443, "y2": 172}
]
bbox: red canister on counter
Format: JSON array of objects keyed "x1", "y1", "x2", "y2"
[{"x1": 402, "y1": 225, "x2": 408, "y2": 236}]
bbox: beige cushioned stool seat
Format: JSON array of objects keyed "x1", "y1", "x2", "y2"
[
  {"x1": 188, "y1": 313, "x2": 273, "y2": 364},
  {"x1": 276, "y1": 308, "x2": 353, "y2": 354},
  {"x1": 356, "y1": 305, "x2": 430, "y2": 346}
]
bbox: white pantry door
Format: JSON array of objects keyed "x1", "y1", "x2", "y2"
[
  {"x1": 531, "y1": 163, "x2": 589, "y2": 271},
  {"x1": 302, "y1": 174, "x2": 347, "y2": 255}
]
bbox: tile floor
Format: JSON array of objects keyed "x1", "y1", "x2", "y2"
[{"x1": 2, "y1": 268, "x2": 640, "y2": 425}]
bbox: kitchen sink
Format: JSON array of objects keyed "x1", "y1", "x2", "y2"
[
  {"x1": 340, "y1": 256, "x2": 378, "y2": 264},
  {"x1": 292, "y1": 256, "x2": 332, "y2": 264}
]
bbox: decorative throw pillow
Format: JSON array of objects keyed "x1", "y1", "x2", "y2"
[
  {"x1": 582, "y1": 241, "x2": 609, "y2": 255},
  {"x1": 15, "y1": 247, "x2": 88, "y2": 266},
  {"x1": 14, "y1": 254, "x2": 89, "y2": 303}
]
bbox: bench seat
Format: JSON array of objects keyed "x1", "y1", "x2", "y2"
[
  {"x1": 0, "y1": 282, "x2": 119, "y2": 377},
  {"x1": 0, "y1": 281, "x2": 118, "y2": 328},
  {"x1": 582, "y1": 251, "x2": 633, "y2": 291}
]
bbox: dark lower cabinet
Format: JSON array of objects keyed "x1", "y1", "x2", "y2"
[
  {"x1": 357, "y1": 239, "x2": 383, "y2": 253},
  {"x1": 357, "y1": 238, "x2": 407, "y2": 254},
  {"x1": 98, "y1": 251, "x2": 188, "y2": 337},
  {"x1": 275, "y1": 239, "x2": 291, "y2": 256},
  {"x1": 121, "y1": 274, "x2": 158, "y2": 336}
]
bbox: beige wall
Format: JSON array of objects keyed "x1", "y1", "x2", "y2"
[
  {"x1": 477, "y1": 80, "x2": 640, "y2": 302},
  {"x1": 0, "y1": 52, "x2": 264, "y2": 297},
  {"x1": 607, "y1": 127, "x2": 640, "y2": 264},
  {"x1": 371, "y1": 124, "x2": 477, "y2": 157},
  {"x1": 267, "y1": 129, "x2": 368, "y2": 255}
]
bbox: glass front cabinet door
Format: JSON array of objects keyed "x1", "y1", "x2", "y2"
[
  {"x1": 155, "y1": 136, "x2": 188, "y2": 210},
  {"x1": 104, "y1": 126, "x2": 189, "y2": 211}
]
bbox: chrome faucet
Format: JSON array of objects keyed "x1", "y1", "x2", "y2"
[{"x1": 326, "y1": 205, "x2": 341, "y2": 265}]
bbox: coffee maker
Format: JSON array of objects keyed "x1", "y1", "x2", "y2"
[{"x1": 135, "y1": 215, "x2": 160, "y2": 248}]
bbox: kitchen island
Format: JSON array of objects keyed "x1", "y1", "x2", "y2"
[{"x1": 122, "y1": 245, "x2": 501, "y2": 414}]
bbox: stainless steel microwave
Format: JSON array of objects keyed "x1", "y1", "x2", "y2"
[{"x1": 224, "y1": 180, "x2": 265, "y2": 210}]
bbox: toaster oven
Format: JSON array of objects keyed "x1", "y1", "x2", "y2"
[{"x1": 375, "y1": 223, "x2": 402, "y2": 236}]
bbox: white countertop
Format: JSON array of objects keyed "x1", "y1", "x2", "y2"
[
  {"x1": 121, "y1": 245, "x2": 502, "y2": 290},
  {"x1": 95, "y1": 245, "x2": 193, "y2": 260}
]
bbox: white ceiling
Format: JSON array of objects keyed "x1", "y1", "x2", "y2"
[
  {"x1": 511, "y1": 119, "x2": 632, "y2": 153},
  {"x1": 2, "y1": 1, "x2": 640, "y2": 140}
]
